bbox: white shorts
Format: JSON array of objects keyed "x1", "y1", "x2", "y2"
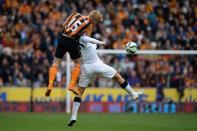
[{"x1": 79, "y1": 61, "x2": 117, "y2": 87}]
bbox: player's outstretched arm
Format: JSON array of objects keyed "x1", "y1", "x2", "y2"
[{"x1": 79, "y1": 35, "x2": 105, "y2": 45}]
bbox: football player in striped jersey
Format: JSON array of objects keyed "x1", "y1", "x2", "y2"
[{"x1": 45, "y1": 10, "x2": 103, "y2": 96}]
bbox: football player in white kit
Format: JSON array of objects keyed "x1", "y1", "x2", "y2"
[{"x1": 67, "y1": 36, "x2": 144, "y2": 126}]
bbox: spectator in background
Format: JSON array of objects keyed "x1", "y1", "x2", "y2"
[
  {"x1": 170, "y1": 61, "x2": 185, "y2": 100},
  {"x1": 14, "y1": 72, "x2": 28, "y2": 87},
  {"x1": 0, "y1": 0, "x2": 196, "y2": 88},
  {"x1": 184, "y1": 66, "x2": 195, "y2": 88},
  {"x1": 33, "y1": 73, "x2": 45, "y2": 87},
  {"x1": 156, "y1": 75, "x2": 165, "y2": 102},
  {"x1": 0, "y1": 77, "x2": 3, "y2": 87},
  {"x1": 128, "y1": 70, "x2": 140, "y2": 87}
]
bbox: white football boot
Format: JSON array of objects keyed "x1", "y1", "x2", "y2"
[{"x1": 132, "y1": 89, "x2": 144, "y2": 101}]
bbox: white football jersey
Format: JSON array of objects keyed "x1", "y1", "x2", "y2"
[
  {"x1": 79, "y1": 41, "x2": 101, "y2": 64},
  {"x1": 78, "y1": 36, "x2": 117, "y2": 87}
]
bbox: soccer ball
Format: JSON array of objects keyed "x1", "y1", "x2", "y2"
[{"x1": 125, "y1": 41, "x2": 138, "y2": 54}]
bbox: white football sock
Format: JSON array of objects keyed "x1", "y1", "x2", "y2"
[
  {"x1": 124, "y1": 84, "x2": 136, "y2": 97},
  {"x1": 70, "y1": 102, "x2": 81, "y2": 120}
]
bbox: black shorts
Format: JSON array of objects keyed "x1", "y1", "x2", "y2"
[{"x1": 55, "y1": 35, "x2": 81, "y2": 60}]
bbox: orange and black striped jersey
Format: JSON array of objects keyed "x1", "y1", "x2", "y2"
[{"x1": 62, "y1": 12, "x2": 92, "y2": 38}]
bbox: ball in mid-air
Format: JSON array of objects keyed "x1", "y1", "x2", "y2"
[{"x1": 125, "y1": 41, "x2": 138, "y2": 54}]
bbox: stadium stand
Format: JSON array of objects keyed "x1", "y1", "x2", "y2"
[{"x1": 0, "y1": 0, "x2": 196, "y2": 89}]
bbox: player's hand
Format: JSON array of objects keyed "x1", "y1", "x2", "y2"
[
  {"x1": 45, "y1": 89, "x2": 52, "y2": 97},
  {"x1": 101, "y1": 41, "x2": 106, "y2": 45}
]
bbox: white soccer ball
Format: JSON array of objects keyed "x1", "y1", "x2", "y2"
[{"x1": 125, "y1": 41, "x2": 138, "y2": 54}]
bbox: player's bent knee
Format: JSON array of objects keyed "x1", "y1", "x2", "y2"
[
  {"x1": 113, "y1": 72, "x2": 121, "y2": 80},
  {"x1": 113, "y1": 72, "x2": 125, "y2": 84}
]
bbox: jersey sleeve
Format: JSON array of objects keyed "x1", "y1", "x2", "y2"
[
  {"x1": 62, "y1": 12, "x2": 78, "y2": 26},
  {"x1": 79, "y1": 35, "x2": 104, "y2": 46}
]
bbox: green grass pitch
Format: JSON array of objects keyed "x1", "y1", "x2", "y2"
[{"x1": 0, "y1": 113, "x2": 197, "y2": 131}]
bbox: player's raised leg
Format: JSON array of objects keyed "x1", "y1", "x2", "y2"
[
  {"x1": 113, "y1": 72, "x2": 144, "y2": 100},
  {"x1": 46, "y1": 35, "x2": 81, "y2": 96},
  {"x1": 45, "y1": 57, "x2": 61, "y2": 96},
  {"x1": 67, "y1": 87, "x2": 86, "y2": 127},
  {"x1": 98, "y1": 62, "x2": 144, "y2": 100},
  {"x1": 45, "y1": 35, "x2": 68, "y2": 97},
  {"x1": 68, "y1": 58, "x2": 81, "y2": 95}
]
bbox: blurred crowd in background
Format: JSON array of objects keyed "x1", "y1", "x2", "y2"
[{"x1": 0, "y1": 0, "x2": 196, "y2": 93}]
